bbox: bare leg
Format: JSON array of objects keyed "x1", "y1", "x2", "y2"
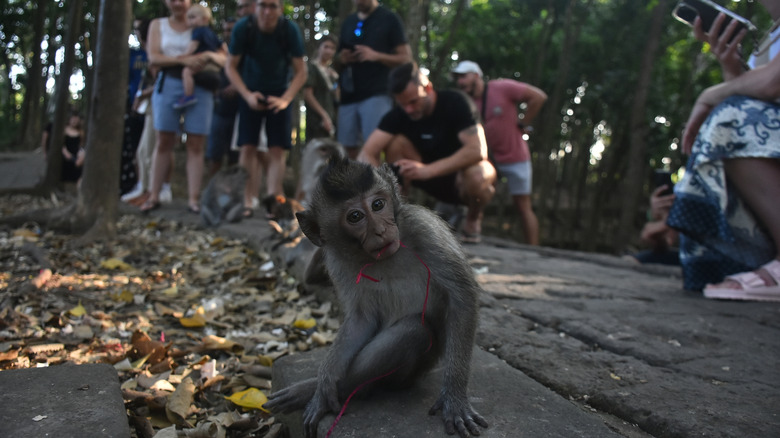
[
  {"x1": 459, "y1": 160, "x2": 496, "y2": 236},
  {"x1": 346, "y1": 147, "x2": 360, "y2": 160},
  {"x1": 512, "y1": 194, "x2": 539, "y2": 245},
  {"x1": 265, "y1": 146, "x2": 287, "y2": 197},
  {"x1": 182, "y1": 67, "x2": 194, "y2": 97},
  {"x1": 711, "y1": 157, "x2": 780, "y2": 288},
  {"x1": 239, "y1": 144, "x2": 259, "y2": 209},
  {"x1": 185, "y1": 133, "x2": 205, "y2": 210},
  {"x1": 142, "y1": 130, "x2": 177, "y2": 209}
]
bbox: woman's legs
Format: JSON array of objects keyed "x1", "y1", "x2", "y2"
[
  {"x1": 185, "y1": 133, "x2": 206, "y2": 210},
  {"x1": 142, "y1": 131, "x2": 177, "y2": 209},
  {"x1": 710, "y1": 157, "x2": 780, "y2": 288}
]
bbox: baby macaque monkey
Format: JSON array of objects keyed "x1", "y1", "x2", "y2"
[
  {"x1": 199, "y1": 166, "x2": 247, "y2": 227},
  {"x1": 264, "y1": 158, "x2": 488, "y2": 437}
]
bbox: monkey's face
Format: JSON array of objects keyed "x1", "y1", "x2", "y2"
[{"x1": 341, "y1": 191, "x2": 400, "y2": 260}]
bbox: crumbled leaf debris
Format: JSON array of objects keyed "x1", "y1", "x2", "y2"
[{"x1": 0, "y1": 194, "x2": 337, "y2": 438}]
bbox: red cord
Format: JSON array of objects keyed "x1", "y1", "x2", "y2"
[{"x1": 326, "y1": 241, "x2": 431, "y2": 437}]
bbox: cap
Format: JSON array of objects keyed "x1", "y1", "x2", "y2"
[{"x1": 451, "y1": 60, "x2": 483, "y2": 77}]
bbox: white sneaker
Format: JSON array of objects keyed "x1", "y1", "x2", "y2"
[
  {"x1": 120, "y1": 182, "x2": 144, "y2": 202},
  {"x1": 159, "y1": 184, "x2": 173, "y2": 203}
]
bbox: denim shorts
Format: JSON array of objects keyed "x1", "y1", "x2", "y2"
[
  {"x1": 496, "y1": 160, "x2": 533, "y2": 195},
  {"x1": 152, "y1": 75, "x2": 213, "y2": 135},
  {"x1": 337, "y1": 94, "x2": 393, "y2": 148}
]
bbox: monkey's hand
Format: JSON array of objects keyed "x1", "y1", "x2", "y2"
[
  {"x1": 303, "y1": 378, "x2": 340, "y2": 437},
  {"x1": 263, "y1": 378, "x2": 317, "y2": 413},
  {"x1": 429, "y1": 391, "x2": 488, "y2": 437}
]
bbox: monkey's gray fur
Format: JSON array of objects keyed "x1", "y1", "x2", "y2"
[
  {"x1": 295, "y1": 138, "x2": 346, "y2": 206},
  {"x1": 265, "y1": 158, "x2": 488, "y2": 437},
  {"x1": 199, "y1": 166, "x2": 247, "y2": 227}
]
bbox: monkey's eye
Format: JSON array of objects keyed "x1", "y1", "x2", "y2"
[
  {"x1": 346, "y1": 210, "x2": 365, "y2": 224},
  {"x1": 371, "y1": 199, "x2": 385, "y2": 212}
]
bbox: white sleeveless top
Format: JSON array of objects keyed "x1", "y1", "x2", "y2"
[
  {"x1": 749, "y1": 25, "x2": 780, "y2": 69},
  {"x1": 159, "y1": 17, "x2": 191, "y2": 57}
]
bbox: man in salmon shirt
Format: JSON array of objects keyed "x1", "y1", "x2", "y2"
[{"x1": 452, "y1": 60, "x2": 547, "y2": 245}]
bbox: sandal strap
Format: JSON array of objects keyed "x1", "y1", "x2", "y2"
[
  {"x1": 724, "y1": 271, "x2": 767, "y2": 290},
  {"x1": 760, "y1": 259, "x2": 780, "y2": 285}
]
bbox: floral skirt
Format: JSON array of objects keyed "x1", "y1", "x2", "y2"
[{"x1": 667, "y1": 95, "x2": 780, "y2": 291}]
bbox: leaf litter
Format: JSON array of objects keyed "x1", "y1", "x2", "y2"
[{"x1": 0, "y1": 194, "x2": 337, "y2": 437}]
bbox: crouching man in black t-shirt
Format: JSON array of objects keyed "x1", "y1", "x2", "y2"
[{"x1": 357, "y1": 62, "x2": 496, "y2": 243}]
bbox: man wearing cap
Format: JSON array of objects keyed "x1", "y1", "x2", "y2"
[
  {"x1": 337, "y1": 0, "x2": 412, "y2": 159},
  {"x1": 452, "y1": 60, "x2": 547, "y2": 245},
  {"x1": 358, "y1": 62, "x2": 496, "y2": 243}
]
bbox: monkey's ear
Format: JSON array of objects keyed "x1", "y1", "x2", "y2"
[{"x1": 296, "y1": 211, "x2": 324, "y2": 247}]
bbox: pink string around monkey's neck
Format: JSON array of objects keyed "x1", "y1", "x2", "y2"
[{"x1": 326, "y1": 241, "x2": 431, "y2": 437}]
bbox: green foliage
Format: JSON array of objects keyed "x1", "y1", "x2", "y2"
[{"x1": 2, "y1": 0, "x2": 774, "y2": 250}]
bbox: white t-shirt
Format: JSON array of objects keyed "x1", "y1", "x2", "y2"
[{"x1": 159, "y1": 17, "x2": 191, "y2": 57}]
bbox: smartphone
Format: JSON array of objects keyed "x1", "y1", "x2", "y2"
[
  {"x1": 673, "y1": 0, "x2": 756, "y2": 38},
  {"x1": 653, "y1": 170, "x2": 674, "y2": 197}
]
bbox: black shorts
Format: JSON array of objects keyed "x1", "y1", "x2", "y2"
[{"x1": 412, "y1": 173, "x2": 462, "y2": 205}]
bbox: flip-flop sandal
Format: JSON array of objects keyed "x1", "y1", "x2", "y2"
[
  {"x1": 140, "y1": 200, "x2": 160, "y2": 214},
  {"x1": 187, "y1": 205, "x2": 200, "y2": 214},
  {"x1": 459, "y1": 232, "x2": 481, "y2": 244},
  {"x1": 703, "y1": 259, "x2": 780, "y2": 302}
]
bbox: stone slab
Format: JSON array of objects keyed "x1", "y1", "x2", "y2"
[
  {"x1": 0, "y1": 363, "x2": 130, "y2": 438},
  {"x1": 271, "y1": 347, "x2": 626, "y2": 437}
]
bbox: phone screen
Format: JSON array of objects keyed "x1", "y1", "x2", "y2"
[{"x1": 653, "y1": 170, "x2": 674, "y2": 197}]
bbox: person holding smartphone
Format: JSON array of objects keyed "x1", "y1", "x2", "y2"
[{"x1": 666, "y1": 0, "x2": 780, "y2": 301}]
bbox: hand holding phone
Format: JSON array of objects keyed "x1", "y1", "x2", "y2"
[
  {"x1": 653, "y1": 170, "x2": 674, "y2": 197},
  {"x1": 673, "y1": 0, "x2": 756, "y2": 40}
]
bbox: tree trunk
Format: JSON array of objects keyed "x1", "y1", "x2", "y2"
[
  {"x1": 405, "y1": 0, "x2": 427, "y2": 62},
  {"x1": 39, "y1": 0, "x2": 84, "y2": 193},
  {"x1": 614, "y1": 0, "x2": 668, "y2": 251},
  {"x1": 534, "y1": 0, "x2": 592, "y2": 228},
  {"x1": 18, "y1": 1, "x2": 48, "y2": 151},
  {"x1": 67, "y1": 0, "x2": 131, "y2": 241},
  {"x1": 429, "y1": 0, "x2": 467, "y2": 76}
]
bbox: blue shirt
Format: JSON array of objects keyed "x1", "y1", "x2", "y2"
[{"x1": 192, "y1": 26, "x2": 221, "y2": 53}]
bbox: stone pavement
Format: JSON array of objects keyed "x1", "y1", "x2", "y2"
[{"x1": 1, "y1": 152, "x2": 779, "y2": 438}]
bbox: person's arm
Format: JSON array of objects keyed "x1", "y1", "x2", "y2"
[
  {"x1": 395, "y1": 124, "x2": 486, "y2": 181},
  {"x1": 269, "y1": 57, "x2": 307, "y2": 113},
  {"x1": 303, "y1": 87, "x2": 333, "y2": 134},
  {"x1": 182, "y1": 40, "x2": 199, "y2": 57},
  {"x1": 682, "y1": 53, "x2": 780, "y2": 153},
  {"x1": 357, "y1": 129, "x2": 396, "y2": 167},
  {"x1": 353, "y1": 43, "x2": 412, "y2": 68},
  {"x1": 224, "y1": 51, "x2": 264, "y2": 110},
  {"x1": 518, "y1": 84, "x2": 547, "y2": 126}
]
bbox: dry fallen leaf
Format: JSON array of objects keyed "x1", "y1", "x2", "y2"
[
  {"x1": 166, "y1": 377, "x2": 197, "y2": 426},
  {"x1": 69, "y1": 301, "x2": 86, "y2": 317},
  {"x1": 100, "y1": 258, "x2": 133, "y2": 271},
  {"x1": 225, "y1": 388, "x2": 269, "y2": 412}
]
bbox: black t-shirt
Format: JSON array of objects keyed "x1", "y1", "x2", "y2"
[
  {"x1": 378, "y1": 89, "x2": 479, "y2": 163},
  {"x1": 338, "y1": 6, "x2": 407, "y2": 104}
]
